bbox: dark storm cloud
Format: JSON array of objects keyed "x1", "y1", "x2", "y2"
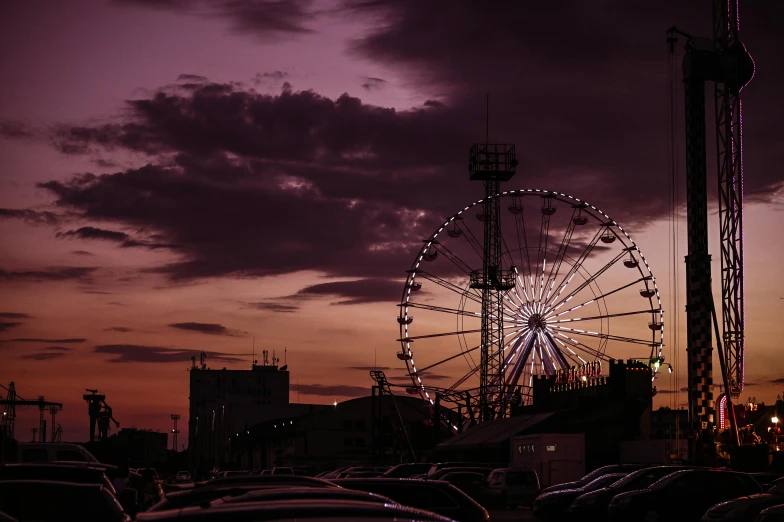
[
  {"x1": 0, "y1": 312, "x2": 32, "y2": 319},
  {"x1": 0, "y1": 322, "x2": 22, "y2": 332},
  {"x1": 220, "y1": 0, "x2": 316, "y2": 40},
  {"x1": 22, "y1": 1, "x2": 784, "y2": 286},
  {"x1": 360, "y1": 77, "x2": 385, "y2": 91},
  {"x1": 0, "y1": 266, "x2": 97, "y2": 282},
  {"x1": 72, "y1": 250, "x2": 95, "y2": 256},
  {"x1": 169, "y1": 322, "x2": 246, "y2": 336},
  {"x1": 105, "y1": 326, "x2": 133, "y2": 332},
  {"x1": 8, "y1": 338, "x2": 86, "y2": 343},
  {"x1": 342, "y1": 0, "x2": 784, "y2": 206},
  {"x1": 296, "y1": 279, "x2": 402, "y2": 305},
  {"x1": 177, "y1": 74, "x2": 209, "y2": 83},
  {"x1": 57, "y1": 226, "x2": 179, "y2": 250},
  {"x1": 246, "y1": 302, "x2": 300, "y2": 313},
  {"x1": 116, "y1": 0, "x2": 316, "y2": 41},
  {"x1": 771, "y1": 378, "x2": 784, "y2": 384},
  {"x1": 0, "y1": 120, "x2": 36, "y2": 139},
  {"x1": 20, "y1": 346, "x2": 73, "y2": 361},
  {"x1": 94, "y1": 344, "x2": 244, "y2": 363},
  {"x1": 252, "y1": 71, "x2": 288, "y2": 86},
  {"x1": 293, "y1": 383, "x2": 369, "y2": 398},
  {"x1": 0, "y1": 208, "x2": 59, "y2": 226}
]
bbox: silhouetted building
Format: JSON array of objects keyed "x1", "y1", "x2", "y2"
[
  {"x1": 231, "y1": 395, "x2": 439, "y2": 471},
  {"x1": 188, "y1": 359, "x2": 315, "y2": 469},
  {"x1": 436, "y1": 359, "x2": 655, "y2": 470}
]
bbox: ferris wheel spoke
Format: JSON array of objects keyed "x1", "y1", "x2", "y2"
[
  {"x1": 513, "y1": 210, "x2": 534, "y2": 286},
  {"x1": 542, "y1": 330, "x2": 570, "y2": 368},
  {"x1": 400, "y1": 302, "x2": 481, "y2": 318},
  {"x1": 547, "y1": 309, "x2": 661, "y2": 324},
  {"x1": 416, "y1": 271, "x2": 483, "y2": 304},
  {"x1": 551, "y1": 332, "x2": 608, "y2": 361},
  {"x1": 549, "y1": 325, "x2": 657, "y2": 346},
  {"x1": 545, "y1": 228, "x2": 603, "y2": 308},
  {"x1": 534, "y1": 206, "x2": 553, "y2": 307},
  {"x1": 458, "y1": 221, "x2": 485, "y2": 263},
  {"x1": 433, "y1": 243, "x2": 474, "y2": 275},
  {"x1": 503, "y1": 333, "x2": 535, "y2": 387},
  {"x1": 542, "y1": 208, "x2": 578, "y2": 303},
  {"x1": 548, "y1": 250, "x2": 626, "y2": 312},
  {"x1": 415, "y1": 342, "x2": 482, "y2": 373},
  {"x1": 398, "y1": 328, "x2": 482, "y2": 342},
  {"x1": 546, "y1": 277, "x2": 646, "y2": 318}
]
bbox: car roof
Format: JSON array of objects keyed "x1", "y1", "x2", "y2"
[
  {"x1": 0, "y1": 479, "x2": 105, "y2": 490},
  {"x1": 192, "y1": 475, "x2": 335, "y2": 488},
  {"x1": 137, "y1": 498, "x2": 452, "y2": 521},
  {"x1": 218, "y1": 487, "x2": 392, "y2": 505}
]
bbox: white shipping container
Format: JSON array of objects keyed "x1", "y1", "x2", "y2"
[{"x1": 509, "y1": 433, "x2": 585, "y2": 487}]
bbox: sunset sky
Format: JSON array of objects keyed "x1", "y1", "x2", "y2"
[{"x1": 2, "y1": 0, "x2": 783, "y2": 444}]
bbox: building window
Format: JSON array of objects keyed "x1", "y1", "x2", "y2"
[
  {"x1": 354, "y1": 438, "x2": 365, "y2": 447},
  {"x1": 344, "y1": 437, "x2": 354, "y2": 447},
  {"x1": 355, "y1": 420, "x2": 365, "y2": 430},
  {"x1": 343, "y1": 420, "x2": 353, "y2": 431}
]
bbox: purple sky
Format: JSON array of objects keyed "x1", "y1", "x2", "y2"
[{"x1": 2, "y1": 0, "x2": 783, "y2": 443}]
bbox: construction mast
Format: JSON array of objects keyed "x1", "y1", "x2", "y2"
[{"x1": 670, "y1": 0, "x2": 754, "y2": 457}]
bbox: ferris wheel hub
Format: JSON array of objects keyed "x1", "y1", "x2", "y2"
[{"x1": 527, "y1": 313, "x2": 548, "y2": 331}]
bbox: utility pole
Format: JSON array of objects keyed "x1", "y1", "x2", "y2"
[{"x1": 171, "y1": 414, "x2": 181, "y2": 452}]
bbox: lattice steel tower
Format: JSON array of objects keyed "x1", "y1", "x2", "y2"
[{"x1": 468, "y1": 143, "x2": 517, "y2": 422}]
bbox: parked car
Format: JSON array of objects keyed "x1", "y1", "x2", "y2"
[
  {"x1": 427, "y1": 462, "x2": 497, "y2": 479},
  {"x1": 569, "y1": 465, "x2": 691, "y2": 518},
  {"x1": 439, "y1": 471, "x2": 486, "y2": 502},
  {"x1": 0, "y1": 480, "x2": 132, "y2": 521},
  {"x1": 149, "y1": 476, "x2": 341, "y2": 511},
  {"x1": 534, "y1": 473, "x2": 626, "y2": 519},
  {"x1": 384, "y1": 463, "x2": 434, "y2": 478},
  {"x1": 608, "y1": 469, "x2": 762, "y2": 522},
  {"x1": 175, "y1": 471, "x2": 192, "y2": 483},
  {"x1": 756, "y1": 503, "x2": 784, "y2": 522},
  {"x1": 209, "y1": 486, "x2": 394, "y2": 507},
  {"x1": 0, "y1": 463, "x2": 116, "y2": 495},
  {"x1": 195, "y1": 474, "x2": 337, "y2": 489},
  {"x1": 138, "y1": 499, "x2": 455, "y2": 521},
  {"x1": 541, "y1": 463, "x2": 649, "y2": 494},
  {"x1": 271, "y1": 467, "x2": 294, "y2": 475},
  {"x1": 702, "y1": 493, "x2": 784, "y2": 522},
  {"x1": 429, "y1": 467, "x2": 493, "y2": 481},
  {"x1": 12, "y1": 442, "x2": 99, "y2": 464},
  {"x1": 484, "y1": 467, "x2": 540, "y2": 508},
  {"x1": 750, "y1": 473, "x2": 784, "y2": 490},
  {"x1": 333, "y1": 478, "x2": 489, "y2": 522}
]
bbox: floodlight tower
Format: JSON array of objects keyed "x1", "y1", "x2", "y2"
[{"x1": 468, "y1": 142, "x2": 518, "y2": 422}]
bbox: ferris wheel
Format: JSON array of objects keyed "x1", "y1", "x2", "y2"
[{"x1": 397, "y1": 189, "x2": 664, "y2": 424}]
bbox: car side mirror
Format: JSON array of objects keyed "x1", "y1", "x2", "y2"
[{"x1": 119, "y1": 488, "x2": 139, "y2": 518}]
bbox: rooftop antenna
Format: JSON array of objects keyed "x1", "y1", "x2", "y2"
[
  {"x1": 252, "y1": 335, "x2": 255, "y2": 369},
  {"x1": 284, "y1": 347, "x2": 287, "y2": 366}
]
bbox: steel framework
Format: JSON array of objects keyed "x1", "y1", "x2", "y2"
[
  {"x1": 468, "y1": 143, "x2": 517, "y2": 422},
  {"x1": 669, "y1": 0, "x2": 754, "y2": 455}
]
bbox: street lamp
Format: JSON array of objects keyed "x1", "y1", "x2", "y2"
[{"x1": 773, "y1": 416, "x2": 779, "y2": 425}]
